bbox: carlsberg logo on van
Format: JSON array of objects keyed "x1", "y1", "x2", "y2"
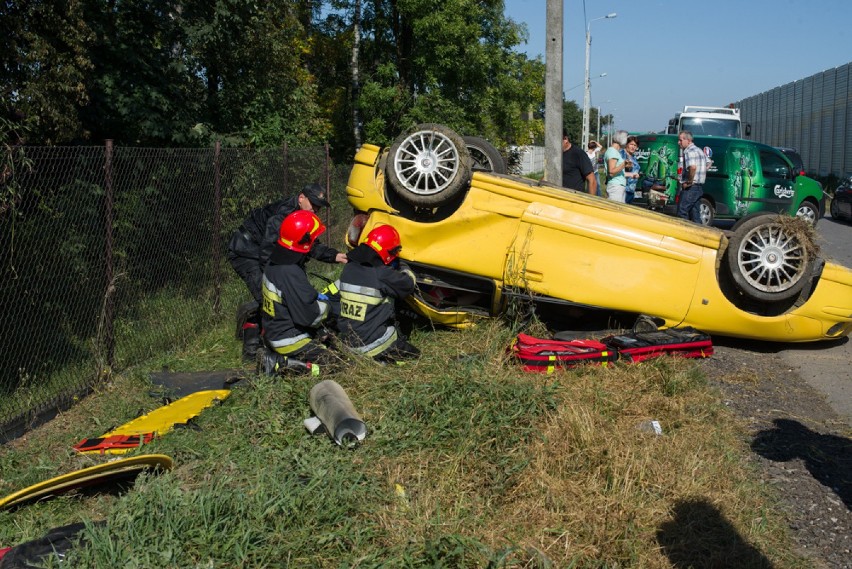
[{"x1": 774, "y1": 185, "x2": 795, "y2": 199}]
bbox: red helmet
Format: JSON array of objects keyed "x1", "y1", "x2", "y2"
[
  {"x1": 278, "y1": 210, "x2": 326, "y2": 253},
  {"x1": 365, "y1": 225, "x2": 402, "y2": 264}
]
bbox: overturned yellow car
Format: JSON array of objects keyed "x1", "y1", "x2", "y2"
[{"x1": 344, "y1": 124, "x2": 852, "y2": 343}]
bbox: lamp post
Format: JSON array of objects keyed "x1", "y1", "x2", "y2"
[
  {"x1": 596, "y1": 106, "x2": 601, "y2": 142},
  {"x1": 598, "y1": 101, "x2": 611, "y2": 146},
  {"x1": 582, "y1": 12, "x2": 617, "y2": 150},
  {"x1": 608, "y1": 111, "x2": 617, "y2": 147}
]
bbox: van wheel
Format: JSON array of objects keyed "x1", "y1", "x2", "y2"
[
  {"x1": 386, "y1": 124, "x2": 472, "y2": 207},
  {"x1": 463, "y1": 136, "x2": 506, "y2": 174},
  {"x1": 698, "y1": 198, "x2": 715, "y2": 226},
  {"x1": 795, "y1": 199, "x2": 819, "y2": 226},
  {"x1": 725, "y1": 215, "x2": 813, "y2": 303}
]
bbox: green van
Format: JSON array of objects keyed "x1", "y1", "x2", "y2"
[{"x1": 632, "y1": 134, "x2": 825, "y2": 226}]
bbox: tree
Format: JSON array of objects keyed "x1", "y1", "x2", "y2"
[
  {"x1": 352, "y1": 0, "x2": 545, "y2": 148},
  {"x1": 1, "y1": 0, "x2": 94, "y2": 144},
  {"x1": 562, "y1": 99, "x2": 582, "y2": 145},
  {"x1": 1, "y1": 0, "x2": 546, "y2": 151}
]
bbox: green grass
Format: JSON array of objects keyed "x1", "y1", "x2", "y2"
[{"x1": 0, "y1": 314, "x2": 812, "y2": 568}]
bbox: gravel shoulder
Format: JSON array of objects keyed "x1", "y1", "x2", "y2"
[{"x1": 702, "y1": 338, "x2": 852, "y2": 569}]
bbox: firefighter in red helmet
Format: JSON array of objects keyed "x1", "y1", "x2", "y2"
[
  {"x1": 228, "y1": 183, "x2": 347, "y2": 362},
  {"x1": 259, "y1": 210, "x2": 339, "y2": 375},
  {"x1": 336, "y1": 224, "x2": 420, "y2": 363}
]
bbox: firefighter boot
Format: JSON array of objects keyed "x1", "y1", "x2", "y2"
[
  {"x1": 259, "y1": 348, "x2": 283, "y2": 376},
  {"x1": 241, "y1": 322, "x2": 261, "y2": 361},
  {"x1": 258, "y1": 348, "x2": 318, "y2": 377}
]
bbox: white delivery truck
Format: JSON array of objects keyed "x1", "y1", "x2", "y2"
[{"x1": 665, "y1": 106, "x2": 751, "y2": 138}]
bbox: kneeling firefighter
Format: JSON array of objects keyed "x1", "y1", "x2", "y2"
[
  {"x1": 336, "y1": 225, "x2": 420, "y2": 363},
  {"x1": 260, "y1": 210, "x2": 339, "y2": 376},
  {"x1": 228, "y1": 183, "x2": 346, "y2": 361}
]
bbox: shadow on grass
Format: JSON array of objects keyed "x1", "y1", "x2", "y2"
[
  {"x1": 657, "y1": 498, "x2": 774, "y2": 568},
  {"x1": 752, "y1": 418, "x2": 852, "y2": 510}
]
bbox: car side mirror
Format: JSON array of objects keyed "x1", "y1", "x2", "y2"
[{"x1": 744, "y1": 123, "x2": 751, "y2": 137}]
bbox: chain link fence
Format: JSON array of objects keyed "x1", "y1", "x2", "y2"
[{"x1": 0, "y1": 143, "x2": 352, "y2": 441}]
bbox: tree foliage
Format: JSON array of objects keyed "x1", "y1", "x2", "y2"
[
  {"x1": 352, "y1": 0, "x2": 544, "y2": 149},
  {"x1": 1, "y1": 0, "x2": 545, "y2": 151}
]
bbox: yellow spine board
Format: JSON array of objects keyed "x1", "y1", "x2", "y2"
[{"x1": 77, "y1": 390, "x2": 231, "y2": 455}]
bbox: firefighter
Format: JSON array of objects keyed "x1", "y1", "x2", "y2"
[
  {"x1": 227, "y1": 183, "x2": 347, "y2": 360},
  {"x1": 259, "y1": 210, "x2": 339, "y2": 376},
  {"x1": 336, "y1": 225, "x2": 420, "y2": 363}
]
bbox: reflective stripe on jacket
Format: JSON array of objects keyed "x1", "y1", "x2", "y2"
[
  {"x1": 337, "y1": 247, "x2": 415, "y2": 356},
  {"x1": 261, "y1": 263, "x2": 329, "y2": 355}
]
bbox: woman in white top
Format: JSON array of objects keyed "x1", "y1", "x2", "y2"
[
  {"x1": 604, "y1": 131, "x2": 629, "y2": 203},
  {"x1": 586, "y1": 140, "x2": 600, "y2": 165}
]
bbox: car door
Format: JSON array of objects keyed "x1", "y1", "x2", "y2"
[
  {"x1": 726, "y1": 143, "x2": 757, "y2": 219},
  {"x1": 751, "y1": 149, "x2": 795, "y2": 215}
]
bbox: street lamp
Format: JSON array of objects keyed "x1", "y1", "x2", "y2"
[
  {"x1": 608, "y1": 111, "x2": 618, "y2": 147},
  {"x1": 597, "y1": 100, "x2": 611, "y2": 144},
  {"x1": 596, "y1": 106, "x2": 601, "y2": 142},
  {"x1": 582, "y1": 12, "x2": 617, "y2": 150}
]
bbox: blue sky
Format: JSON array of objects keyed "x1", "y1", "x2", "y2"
[{"x1": 503, "y1": 0, "x2": 852, "y2": 133}]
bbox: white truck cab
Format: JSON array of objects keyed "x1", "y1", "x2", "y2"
[{"x1": 665, "y1": 106, "x2": 751, "y2": 138}]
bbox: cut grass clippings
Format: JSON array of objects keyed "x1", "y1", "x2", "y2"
[{"x1": 0, "y1": 318, "x2": 810, "y2": 568}]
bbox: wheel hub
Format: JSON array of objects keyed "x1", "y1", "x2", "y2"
[
  {"x1": 418, "y1": 154, "x2": 436, "y2": 173},
  {"x1": 765, "y1": 250, "x2": 780, "y2": 265}
]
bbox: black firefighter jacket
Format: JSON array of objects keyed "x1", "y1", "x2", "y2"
[
  {"x1": 228, "y1": 196, "x2": 338, "y2": 265},
  {"x1": 337, "y1": 245, "x2": 416, "y2": 357},
  {"x1": 261, "y1": 255, "x2": 331, "y2": 355}
]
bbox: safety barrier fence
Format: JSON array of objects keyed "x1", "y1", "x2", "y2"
[
  {"x1": 0, "y1": 143, "x2": 351, "y2": 441},
  {"x1": 735, "y1": 62, "x2": 851, "y2": 179}
]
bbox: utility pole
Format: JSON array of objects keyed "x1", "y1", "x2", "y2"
[
  {"x1": 582, "y1": 13, "x2": 617, "y2": 150},
  {"x1": 544, "y1": 0, "x2": 563, "y2": 185}
]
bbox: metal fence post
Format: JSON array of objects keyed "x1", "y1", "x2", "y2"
[
  {"x1": 103, "y1": 140, "x2": 115, "y2": 370},
  {"x1": 283, "y1": 142, "x2": 289, "y2": 195},
  {"x1": 212, "y1": 141, "x2": 223, "y2": 314},
  {"x1": 324, "y1": 142, "x2": 331, "y2": 246}
]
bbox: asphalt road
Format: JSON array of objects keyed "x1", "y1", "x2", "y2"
[{"x1": 778, "y1": 214, "x2": 852, "y2": 422}]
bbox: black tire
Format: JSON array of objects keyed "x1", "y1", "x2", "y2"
[
  {"x1": 795, "y1": 199, "x2": 819, "y2": 227},
  {"x1": 829, "y1": 198, "x2": 840, "y2": 220},
  {"x1": 725, "y1": 215, "x2": 813, "y2": 303},
  {"x1": 386, "y1": 124, "x2": 472, "y2": 207},
  {"x1": 462, "y1": 136, "x2": 506, "y2": 174},
  {"x1": 697, "y1": 197, "x2": 715, "y2": 226}
]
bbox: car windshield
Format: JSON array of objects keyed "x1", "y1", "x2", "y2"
[{"x1": 681, "y1": 118, "x2": 740, "y2": 138}]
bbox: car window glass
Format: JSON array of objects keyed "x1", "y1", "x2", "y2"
[{"x1": 760, "y1": 151, "x2": 790, "y2": 179}]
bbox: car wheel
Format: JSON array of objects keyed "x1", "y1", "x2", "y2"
[
  {"x1": 462, "y1": 136, "x2": 506, "y2": 174},
  {"x1": 725, "y1": 215, "x2": 813, "y2": 303},
  {"x1": 386, "y1": 123, "x2": 472, "y2": 207},
  {"x1": 829, "y1": 198, "x2": 840, "y2": 219},
  {"x1": 795, "y1": 200, "x2": 819, "y2": 226},
  {"x1": 698, "y1": 198, "x2": 715, "y2": 226}
]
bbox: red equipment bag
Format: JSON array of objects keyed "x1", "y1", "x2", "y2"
[
  {"x1": 599, "y1": 326, "x2": 713, "y2": 363},
  {"x1": 512, "y1": 327, "x2": 713, "y2": 373},
  {"x1": 511, "y1": 333, "x2": 619, "y2": 373}
]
